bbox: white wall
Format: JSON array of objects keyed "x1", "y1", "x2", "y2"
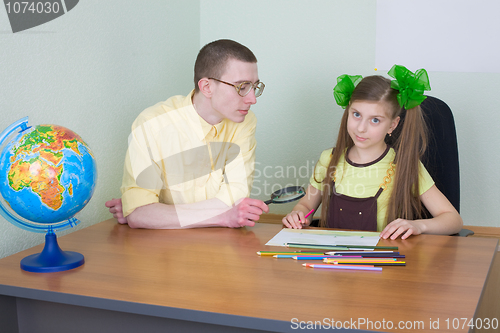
[
  {"x1": 200, "y1": 0, "x2": 500, "y2": 227},
  {"x1": 0, "y1": 1, "x2": 200, "y2": 258}
]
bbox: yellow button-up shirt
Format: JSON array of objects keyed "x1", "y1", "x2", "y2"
[
  {"x1": 310, "y1": 147, "x2": 434, "y2": 231},
  {"x1": 121, "y1": 90, "x2": 257, "y2": 217}
]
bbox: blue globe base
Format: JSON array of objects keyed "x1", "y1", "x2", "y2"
[{"x1": 20, "y1": 231, "x2": 84, "y2": 273}]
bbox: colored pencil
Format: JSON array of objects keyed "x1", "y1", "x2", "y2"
[
  {"x1": 286, "y1": 243, "x2": 398, "y2": 250},
  {"x1": 323, "y1": 260, "x2": 396, "y2": 264},
  {"x1": 333, "y1": 253, "x2": 405, "y2": 258},
  {"x1": 330, "y1": 262, "x2": 406, "y2": 266},
  {"x1": 363, "y1": 254, "x2": 405, "y2": 258},
  {"x1": 323, "y1": 257, "x2": 396, "y2": 261},
  {"x1": 274, "y1": 255, "x2": 363, "y2": 259},
  {"x1": 304, "y1": 209, "x2": 314, "y2": 219},
  {"x1": 323, "y1": 252, "x2": 403, "y2": 257},
  {"x1": 286, "y1": 244, "x2": 350, "y2": 250},
  {"x1": 324, "y1": 258, "x2": 403, "y2": 264},
  {"x1": 324, "y1": 258, "x2": 395, "y2": 262},
  {"x1": 273, "y1": 255, "x2": 296, "y2": 259},
  {"x1": 325, "y1": 251, "x2": 397, "y2": 255},
  {"x1": 273, "y1": 254, "x2": 346, "y2": 259},
  {"x1": 291, "y1": 255, "x2": 362, "y2": 260},
  {"x1": 257, "y1": 251, "x2": 324, "y2": 256},
  {"x1": 303, "y1": 263, "x2": 382, "y2": 271}
]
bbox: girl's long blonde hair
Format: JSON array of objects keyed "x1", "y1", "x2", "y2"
[{"x1": 317, "y1": 76, "x2": 427, "y2": 227}]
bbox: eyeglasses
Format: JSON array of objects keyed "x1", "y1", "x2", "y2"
[{"x1": 209, "y1": 78, "x2": 265, "y2": 97}]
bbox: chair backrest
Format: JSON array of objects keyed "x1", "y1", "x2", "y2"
[
  {"x1": 392, "y1": 95, "x2": 460, "y2": 213},
  {"x1": 420, "y1": 96, "x2": 460, "y2": 213}
]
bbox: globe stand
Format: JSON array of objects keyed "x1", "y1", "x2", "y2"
[{"x1": 20, "y1": 227, "x2": 85, "y2": 273}]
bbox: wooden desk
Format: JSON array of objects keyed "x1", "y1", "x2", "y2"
[{"x1": 0, "y1": 219, "x2": 497, "y2": 333}]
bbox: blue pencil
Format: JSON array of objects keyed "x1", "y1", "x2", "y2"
[
  {"x1": 273, "y1": 255, "x2": 301, "y2": 259},
  {"x1": 336, "y1": 253, "x2": 405, "y2": 258}
]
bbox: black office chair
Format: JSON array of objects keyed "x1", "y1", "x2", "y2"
[
  {"x1": 417, "y1": 95, "x2": 472, "y2": 236},
  {"x1": 312, "y1": 96, "x2": 472, "y2": 236}
]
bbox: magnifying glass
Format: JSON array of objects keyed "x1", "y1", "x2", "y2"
[{"x1": 264, "y1": 186, "x2": 306, "y2": 205}]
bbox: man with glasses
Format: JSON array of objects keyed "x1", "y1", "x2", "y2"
[{"x1": 105, "y1": 39, "x2": 269, "y2": 229}]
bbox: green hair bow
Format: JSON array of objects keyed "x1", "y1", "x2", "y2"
[
  {"x1": 388, "y1": 65, "x2": 431, "y2": 109},
  {"x1": 333, "y1": 74, "x2": 363, "y2": 109}
]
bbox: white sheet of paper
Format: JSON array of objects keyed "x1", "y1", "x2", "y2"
[{"x1": 265, "y1": 228, "x2": 381, "y2": 247}]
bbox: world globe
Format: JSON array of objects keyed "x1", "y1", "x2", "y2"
[{"x1": 0, "y1": 117, "x2": 97, "y2": 272}]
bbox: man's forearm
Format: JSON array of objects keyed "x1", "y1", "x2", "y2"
[{"x1": 126, "y1": 198, "x2": 233, "y2": 229}]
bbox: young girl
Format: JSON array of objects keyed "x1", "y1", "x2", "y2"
[{"x1": 282, "y1": 65, "x2": 463, "y2": 239}]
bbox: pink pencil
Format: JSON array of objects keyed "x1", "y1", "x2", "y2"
[
  {"x1": 304, "y1": 209, "x2": 314, "y2": 219},
  {"x1": 302, "y1": 208, "x2": 314, "y2": 223},
  {"x1": 299, "y1": 209, "x2": 315, "y2": 225}
]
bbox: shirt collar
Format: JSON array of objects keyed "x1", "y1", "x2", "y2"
[{"x1": 187, "y1": 90, "x2": 225, "y2": 141}]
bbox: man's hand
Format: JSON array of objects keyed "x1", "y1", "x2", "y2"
[
  {"x1": 105, "y1": 197, "x2": 268, "y2": 229},
  {"x1": 224, "y1": 198, "x2": 269, "y2": 228},
  {"x1": 105, "y1": 198, "x2": 127, "y2": 224}
]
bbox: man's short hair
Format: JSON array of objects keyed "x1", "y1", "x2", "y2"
[{"x1": 194, "y1": 39, "x2": 257, "y2": 92}]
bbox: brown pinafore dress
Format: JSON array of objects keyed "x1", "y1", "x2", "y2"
[{"x1": 327, "y1": 147, "x2": 394, "y2": 231}]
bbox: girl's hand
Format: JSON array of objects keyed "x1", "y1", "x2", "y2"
[
  {"x1": 380, "y1": 218, "x2": 424, "y2": 240},
  {"x1": 282, "y1": 211, "x2": 308, "y2": 229},
  {"x1": 282, "y1": 185, "x2": 321, "y2": 230}
]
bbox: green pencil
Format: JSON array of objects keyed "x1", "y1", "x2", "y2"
[
  {"x1": 285, "y1": 243, "x2": 398, "y2": 250},
  {"x1": 286, "y1": 244, "x2": 349, "y2": 250}
]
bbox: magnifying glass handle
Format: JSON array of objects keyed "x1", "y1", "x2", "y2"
[{"x1": 264, "y1": 199, "x2": 273, "y2": 205}]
